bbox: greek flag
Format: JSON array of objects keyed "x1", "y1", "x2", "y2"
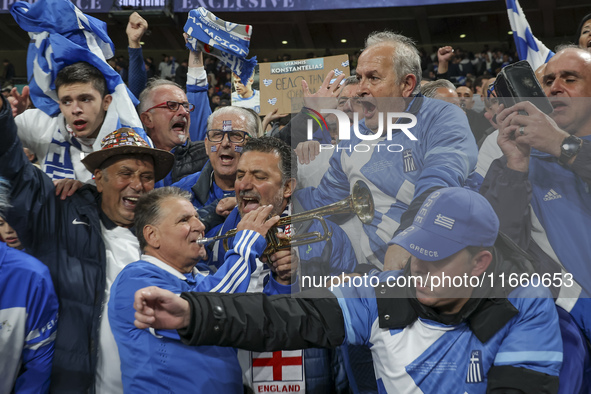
[
  {"x1": 10, "y1": 0, "x2": 144, "y2": 134},
  {"x1": 506, "y1": 0, "x2": 554, "y2": 70},
  {"x1": 184, "y1": 7, "x2": 257, "y2": 81},
  {"x1": 466, "y1": 350, "x2": 484, "y2": 383}
]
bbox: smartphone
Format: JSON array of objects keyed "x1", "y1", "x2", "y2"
[{"x1": 494, "y1": 60, "x2": 553, "y2": 115}]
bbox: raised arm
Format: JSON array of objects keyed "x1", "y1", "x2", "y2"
[
  {"x1": 185, "y1": 33, "x2": 211, "y2": 142},
  {"x1": 126, "y1": 12, "x2": 148, "y2": 99}
]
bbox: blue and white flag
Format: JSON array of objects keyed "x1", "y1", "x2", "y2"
[
  {"x1": 184, "y1": 8, "x2": 257, "y2": 81},
  {"x1": 10, "y1": 0, "x2": 144, "y2": 133},
  {"x1": 506, "y1": 0, "x2": 554, "y2": 71}
]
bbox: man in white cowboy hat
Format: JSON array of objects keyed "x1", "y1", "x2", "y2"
[{"x1": 0, "y1": 87, "x2": 174, "y2": 393}]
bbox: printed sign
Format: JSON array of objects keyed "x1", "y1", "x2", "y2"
[{"x1": 259, "y1": 54, "x2": 349, "y2": 115}]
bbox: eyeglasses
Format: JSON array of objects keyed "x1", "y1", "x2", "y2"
[
  {"x1": 206, "y1": 129, "x2": 251, "y2": 143},
  {"x1": 143, "y1": 101, "x2": 195, "y2": 113},
  {"x1": 486, "y1": 84, "x2": 496, "y2": 98}
]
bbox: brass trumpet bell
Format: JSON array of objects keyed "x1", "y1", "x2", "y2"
[{"x1": 200, "y1": 180, "x2": 375, "y2": 256}]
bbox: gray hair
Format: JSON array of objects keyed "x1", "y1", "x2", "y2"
[
  {"x1": 242, "y1": 107, "x2": 264, "y2": 137},
  {"x1": 364, "y1": 31, "x2": 422, "y2": 94},
  {"x1": 134, "y1": 187, "x2": 192, "y2": 252},
  {"x1": 138, "y1": 78, "x2": 184, "y2": 113},
  {"x1": 421, "y1": 79, "x2": 456, "y2": 98},
  {"x1": 554, "y1": 43, "x2": 580, "y2": 53},
  {"x1": 342, "y1": 76, "x2": 359, "y2": 87},
  {"x1": 0, "y1": 178, "x2": 10, "y2": 217},
  {"x1": 206, "y1": 106, "x2": 258, "y2": 137}
]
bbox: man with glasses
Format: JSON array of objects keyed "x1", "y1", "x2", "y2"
[
  {"x1": 137, "y1": 42, "x2": 212, "y2": 186},
  {"x1": 172, "y1": 106, "x2": 256, "y2": 230},
  {"x1": 139, "y1": 78, "x2": 210, "y2": 186}
]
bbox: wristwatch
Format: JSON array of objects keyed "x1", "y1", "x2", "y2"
[{"x1": 558, "y1": 135, "x2": 582, "y2": 165}]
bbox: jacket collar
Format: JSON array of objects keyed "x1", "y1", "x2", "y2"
[
  {"x1": 191, "y1": 161, "x2": 214, "y2": 205},
  {"x1": 375, "y1": 254, "x2": 518, "y2": 343}
]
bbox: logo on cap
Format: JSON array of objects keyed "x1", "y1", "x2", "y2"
[{"x1": 433, "y1": 214, "x2": 455, "y2": 230}]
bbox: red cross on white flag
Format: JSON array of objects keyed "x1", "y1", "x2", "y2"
[{"x1": 252, "y1": 350, "x2": 303, "y2": 381}]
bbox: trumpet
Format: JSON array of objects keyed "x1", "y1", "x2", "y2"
[{"x1": 195, "y1": 180, "x2": 375, "y2": 256}]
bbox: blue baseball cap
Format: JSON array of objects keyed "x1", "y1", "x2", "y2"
[{"x1": 390, "y1": 188, "x2": 499, "y2": 261}]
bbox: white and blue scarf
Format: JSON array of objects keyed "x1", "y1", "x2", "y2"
[
  {"x1": 184, "y1": 7, "x2": 257, "y2": 81},
  {"x1": 10, "y1": 0, "x2": 150, "y2": 180},
  {"x1": 10, "y1": 0, "x2": 143, "y2": 132}
]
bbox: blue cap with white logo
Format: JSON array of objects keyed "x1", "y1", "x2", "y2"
[{"x1": 390, "y1": 188, "x2": 499, "y2": 261}]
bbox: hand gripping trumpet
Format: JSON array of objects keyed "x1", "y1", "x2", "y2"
[{"x1": 195, "y1": 180, "x2": 375, "y2": 256}]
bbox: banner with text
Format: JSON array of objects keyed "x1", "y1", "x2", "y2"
[
  {"x1": 1, "y1": 0, "x2": 493, "y2": 14},
  {"x1": 259, "y1": 54, "x2": 349, "y2": 115}
]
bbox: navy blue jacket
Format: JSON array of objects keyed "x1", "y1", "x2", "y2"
[{"x1": 0, "y1": 95, "x2": 112, "y2": 393}]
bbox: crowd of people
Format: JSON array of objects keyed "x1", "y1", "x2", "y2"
[{"x1": 1, "y1": 4, "x2": 591, "y2": 394}]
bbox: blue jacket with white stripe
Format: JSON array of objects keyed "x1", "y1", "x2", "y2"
[
  {"x1": 296, "y1": 96, "x2": 478, "y2": 264},
  {"x1": 109, "y1": 230, "x2": 265, "y2": 393},
  {"x1": 0, "y1": 242, "x2": 58, "y2": 393}
]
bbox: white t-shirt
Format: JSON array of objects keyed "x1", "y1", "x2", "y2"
[{"x1": 94, "y1": 223, "x2": 141, "y2": 394}]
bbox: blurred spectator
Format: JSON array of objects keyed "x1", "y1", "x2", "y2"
[
  {"x1": 22, "y1": 147, "x2": 40, "y2": 168},
  {"x1": 0, "y1": 177, "x2": 58, "y2": 393},
  {"x1": 0, "y1": 215, "x2": 23, "y2": 250},
  {"x1": 210, "y1": 93, "x2": 221, "y2": 111},
  {"x1": 115, "y1": 61, "x2": 128, "y2": 83},
  {"x1": 175, "y1": 59, "x2": 188, "y2": 90},
  {"x1": 457, "y1": 85, "x2": 490, "y2": 144},
  {"x1": 145, "y1": 57, "x2": 156, "y2": 79},
  {"x1": 220, "y1": 82, "x2": 232, "y2": 101},
  {"x1": 576, "y1": 13, "x2": 591, "y2": 50},
  {"x1": 158, "y1": 54, "x2": 168, "y2": 76},
  {"x1": 421, "y1": 79, "x2": 460, "y2": 108},
  {"x1": 1, "y1": 85, "x2": 12, "y2": 98},
  {"x1": 2, "y1": 59, "x2": 15, "y2": 87}
]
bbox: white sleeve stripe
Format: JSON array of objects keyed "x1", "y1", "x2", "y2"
[
  {"x1": 25, "y1": 328, "x2": 40, "y2": 342},
  {"x1": 236, "y1": 229, "x2": 250, "y2": 257},
  {"x1": 218, "y1": 258, "x2": 247, "y2": 293},
  {"x1": 238, "y1": 230, "x2": 260, "y2": 259},
  {"x1": 229, "y1": 266, "x2": 250, "y2": 293},
  {"x1": 209, "y1": 230, "x2": 251, "y2": 292},
  {"x1": 210, "y1": 230, "x2": 259, "y2": 293},
  {"x1": 25, "y1": 331, "x2": 56, "y2": 350},
  {"x1": 494, "y1": 351, "x2": 563, "y2": 364},
  {"x1": 218, "y1": 232, "x2": 259, "y2": 293}
]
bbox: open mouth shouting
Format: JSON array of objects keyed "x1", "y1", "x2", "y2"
[
  {"x1": 122, "y1": 195, "x2": 140, "y2": 210},
  {"x1": 219, "y1": 153, "x2": 236, "y2": 166},
  {"x1": 72, "y1": 119, "x2": 88, "y2": 133},
  {"x1": 171, "y1": 116, "x2": 188, "y2": 141},
  {"x1": 239, "y1": 193, "x2": 261, "y2": 214},
  {"x1": 359, "y1": 99, "x2": 378, "y2": 119}
]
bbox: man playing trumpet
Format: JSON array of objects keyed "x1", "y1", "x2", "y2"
[
  {"x1": 108, "y1": 187, "x2": 280, "y2": 392},
  {"x1": 206, "y1": 137, "x2": 358, "y2": 393}
]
